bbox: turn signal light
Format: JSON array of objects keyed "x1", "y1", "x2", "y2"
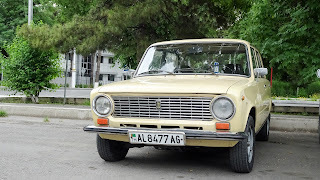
[
  {"x1": 97, "y1": 118, "x2": 109, "y2": 125},
  {"x1": 216, "y1": 122, "x2": 230, "y2": 130}
]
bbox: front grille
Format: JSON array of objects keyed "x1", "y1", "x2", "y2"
[{"x1": 112, "y1": 96, "x2": 213, "y2": 120}]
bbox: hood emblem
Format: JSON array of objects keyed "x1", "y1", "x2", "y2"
[{"x1": 155, "y1": 100, "x2": 161, "y2": 110}]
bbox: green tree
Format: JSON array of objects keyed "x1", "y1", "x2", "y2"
[
  {"x1": 18, "y1": 0, "x2": 251, "y2": 69},
  {"x1": 227, "y1": 0, "x2": 320, "y2": 87},
  {"x1": 0, "y1": 36, "x2": 62, "y2": 103},
  {"x1": 0, "y1": 0, "x2": 57, "y2": 49}
]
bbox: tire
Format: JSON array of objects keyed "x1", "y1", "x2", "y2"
[
  {"x1": 256, "y1": 114, "x2": 270, "y2": 141},
  {"x1": 96, "y1": 134, "x2": 129, "y2": 162},
  {"x1": 229, "y1": 116, "x2": 255, "y2": 173}
]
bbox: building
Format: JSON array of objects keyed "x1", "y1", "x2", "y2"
[{"x1": 53, "y1": 50, "x2": 132, "y2": 87}]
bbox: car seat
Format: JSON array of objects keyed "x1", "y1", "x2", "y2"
[{"x1": 224, "y1": 64, "x2": 244, "y2": 75}]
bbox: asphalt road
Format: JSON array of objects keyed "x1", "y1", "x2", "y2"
[{"x1": 0, "y1": 116, "x2": 319, "y2": 180}]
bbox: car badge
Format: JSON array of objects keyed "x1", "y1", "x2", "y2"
[{"x1": 155, "y1": 100, "x2": 161, "y2": 110}]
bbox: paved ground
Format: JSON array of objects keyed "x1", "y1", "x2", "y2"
[{"x1": 0, "y1": 116, "x2": 319, "y2": 180}]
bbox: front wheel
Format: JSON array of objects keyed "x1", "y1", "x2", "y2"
[
  {"x1": 96, "y1": 134, "x2": 129, "y2": 162},
  {"x1": 229, "y1": 116, "x2": 255, "y2": 173}
]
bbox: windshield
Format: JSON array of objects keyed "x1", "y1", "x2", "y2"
[{"x1": 136, "y1": 43, "x2": 250, "y2": 76}]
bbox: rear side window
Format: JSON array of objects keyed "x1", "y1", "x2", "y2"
[
  {"x1": 255, "y1": 50, "x2": 264, "y2": 68},
  {"x1": 251, "y1": 48, "x2": 262, "y2": 68}
]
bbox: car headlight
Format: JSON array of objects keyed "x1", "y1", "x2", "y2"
[
  {"x1": 92, "y1": 95, "x2": 113, "y2": 117},
  {"x1": 210, "y1": 96, "x2": 236, "y2": 121}
]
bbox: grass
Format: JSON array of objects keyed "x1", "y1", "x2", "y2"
[
  {"x1": 272, "y1": 96, "x2": 320, "y2": 101},
  {"x1": 310, "y1": 94, "x2": 320, "y2": 101},
  {"x1": 83, "y1": 99, "x2": 91, "y2": 106},
  {"x1": 43, "y1": 117, "x2": 50, "y2": 122},
  {"x1": 0, "y1": 110, "x2": 8, "y2": 117}
]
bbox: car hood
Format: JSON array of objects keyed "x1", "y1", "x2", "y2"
[{"x1": 98, "y1": 75, "x2": 248, "y2": 94}]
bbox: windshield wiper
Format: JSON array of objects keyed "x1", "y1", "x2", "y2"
[
  {"x1": 139, "y1": 70, "x2": 174, "y2": 75},
  {"x1": 175, "y1": 68, "x2": 218, "y2": 75}
]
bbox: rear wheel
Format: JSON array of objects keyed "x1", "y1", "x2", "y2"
[
  {"x1": 229, "y1": 116, "x2": 255, "y2": 173},
  {"x1": 96, "y1": 134, "x2": 129, "y2": 162},
  {"x1": 256, "y1": 114, "x2": 270, "y2": 141}
]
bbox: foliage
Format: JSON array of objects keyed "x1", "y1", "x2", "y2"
[
  {"x1": 272, "y1": 80, "x2": 320, "y2": 97},
  {"x1": 271, "y1": 80, "x2": 295, "y2": 97},
  {"x1": 227, "y1": 0, "x2": 320, "y2": 87},
  {"x1": 18, "y1": 0, "x2": 251, "y2": 68},
  {"x1": 0, "y1": 110, "x2": 8, "y2": 117},
  {"x1": 75, "y1": 84, "x2": 93, "y2": 88},
  {"x1": 0, "y1": 0, "x2": 57, "y2": 48},
  {"x1": 51, "y1": 0, "x2": 98, "y2": 23},
  {"x1": 306, "y1": 81, "x2": 320, "y2": 96},
  {"x1": 0, "y1": 36, "x2": 62, "y2": 103}
]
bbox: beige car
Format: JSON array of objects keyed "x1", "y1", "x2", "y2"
[{"x1": 84, "y1": 39, "x2": 271, "y2": 173}]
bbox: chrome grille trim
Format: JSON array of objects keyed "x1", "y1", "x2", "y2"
[{"x1": 112, "y1": 96, "x2": 213, "y2": 120}]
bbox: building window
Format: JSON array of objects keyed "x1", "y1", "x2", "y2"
[
  {"x1": 65, "y1": 52, "x2": 73, "y2": 61},
  {"x1": 97, "y1": 56, "x2": 103, "y2": 63},
  {"x1": 99, "y1": 74, "x2": 103, "y2": 81},
  {"x1": 123, "y1": 75, "x2": 130, "y2": 80},
  {"x1": 108, "y1": 57, "x2": 114, "y2": 64},
  {"x1": 108, "y1": 74, "x2": 115, "y2": 81},
  {"x1": 81, "y1": 56, "x2": 92, "y2": 77}
]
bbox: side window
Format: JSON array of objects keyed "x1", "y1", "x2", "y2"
[
  {"x1": 250, "y1": 48, "x2": 259, "y2": 69},
  {"x1": 255, "y1": 50, "x2": 263, "y2": 68},
  {"x1": 256, "y1": 50, "x2": 266, "y2": 78}
]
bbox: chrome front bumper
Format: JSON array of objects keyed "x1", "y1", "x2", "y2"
[{"x1": 83, "y1": 125, "x2": 246, "y2": 141}]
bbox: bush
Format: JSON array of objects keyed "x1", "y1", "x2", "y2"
[
  {"x1": 271, "y1": 80, "x2": 295, "y2": 97},
  {"x1": 75, "y1": 84, "x2": 93, "y2": 88},
  {"x1": 272, "y1": 80, "x2": 320, "y2": 97},
  {"x1": 0, "y1": 36, "x2": 62, "y2": 103},
  {"x1": 307, "y1": 81, "x2": 320, "y2": 95},
  {"x1": 297, "y1": 88, "x2": 308, "y2": 98}
]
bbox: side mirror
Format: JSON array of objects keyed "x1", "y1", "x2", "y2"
[
  {"x1": 317, "y1": 69, "x2": 320, "y2": 78},
  {"x1": 254, "y1": 68, "x2": 268, "y2": 77}
]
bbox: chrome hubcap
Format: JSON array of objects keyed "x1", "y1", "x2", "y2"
[{"x1": 247, "y1": 127, "x2": 254, "y2": 163}]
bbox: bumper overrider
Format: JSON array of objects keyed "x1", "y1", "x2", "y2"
[{"x1": 83, "y1": 125, "x2": 246, "y2": 141}]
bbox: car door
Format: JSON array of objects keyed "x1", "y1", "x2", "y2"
[
  {"x1": 250, "y1": 48, "x2": 265, "y2": 130},
  {"x1": 256, "y1": 50, "x2": 271, "y2": 121}
]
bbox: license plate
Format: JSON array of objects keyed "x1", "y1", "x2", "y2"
[{"x1": 128, "y1": 130, "x2": 185, "y2": 146}]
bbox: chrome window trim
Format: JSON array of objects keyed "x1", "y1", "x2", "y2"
[{"x1": 134, "y1": 41, "x2": 251, "y2": 78}]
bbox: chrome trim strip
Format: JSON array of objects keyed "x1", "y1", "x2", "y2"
[{"x1": 83, "y1": 125, "x2": 246, "y2": 140}]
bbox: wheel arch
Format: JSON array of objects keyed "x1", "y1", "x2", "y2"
[{"x1": 249, "y1": 107, "x2": 256, "y2": 128}]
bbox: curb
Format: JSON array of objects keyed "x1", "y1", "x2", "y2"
[
  {"x1": 271, "y1": 115, "x2": 318, "y2": 133},
  {"x1": 0, "y1": 103, "x2": 91, "y2": 120}
]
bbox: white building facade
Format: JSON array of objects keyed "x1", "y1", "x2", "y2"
[{"x1": 53, "y1": 50, "x2": 132, "y2": 87}]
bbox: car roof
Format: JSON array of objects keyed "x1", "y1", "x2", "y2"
[{"x1": 150, "y1": 38, "x2": 251, "y2": 47}]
